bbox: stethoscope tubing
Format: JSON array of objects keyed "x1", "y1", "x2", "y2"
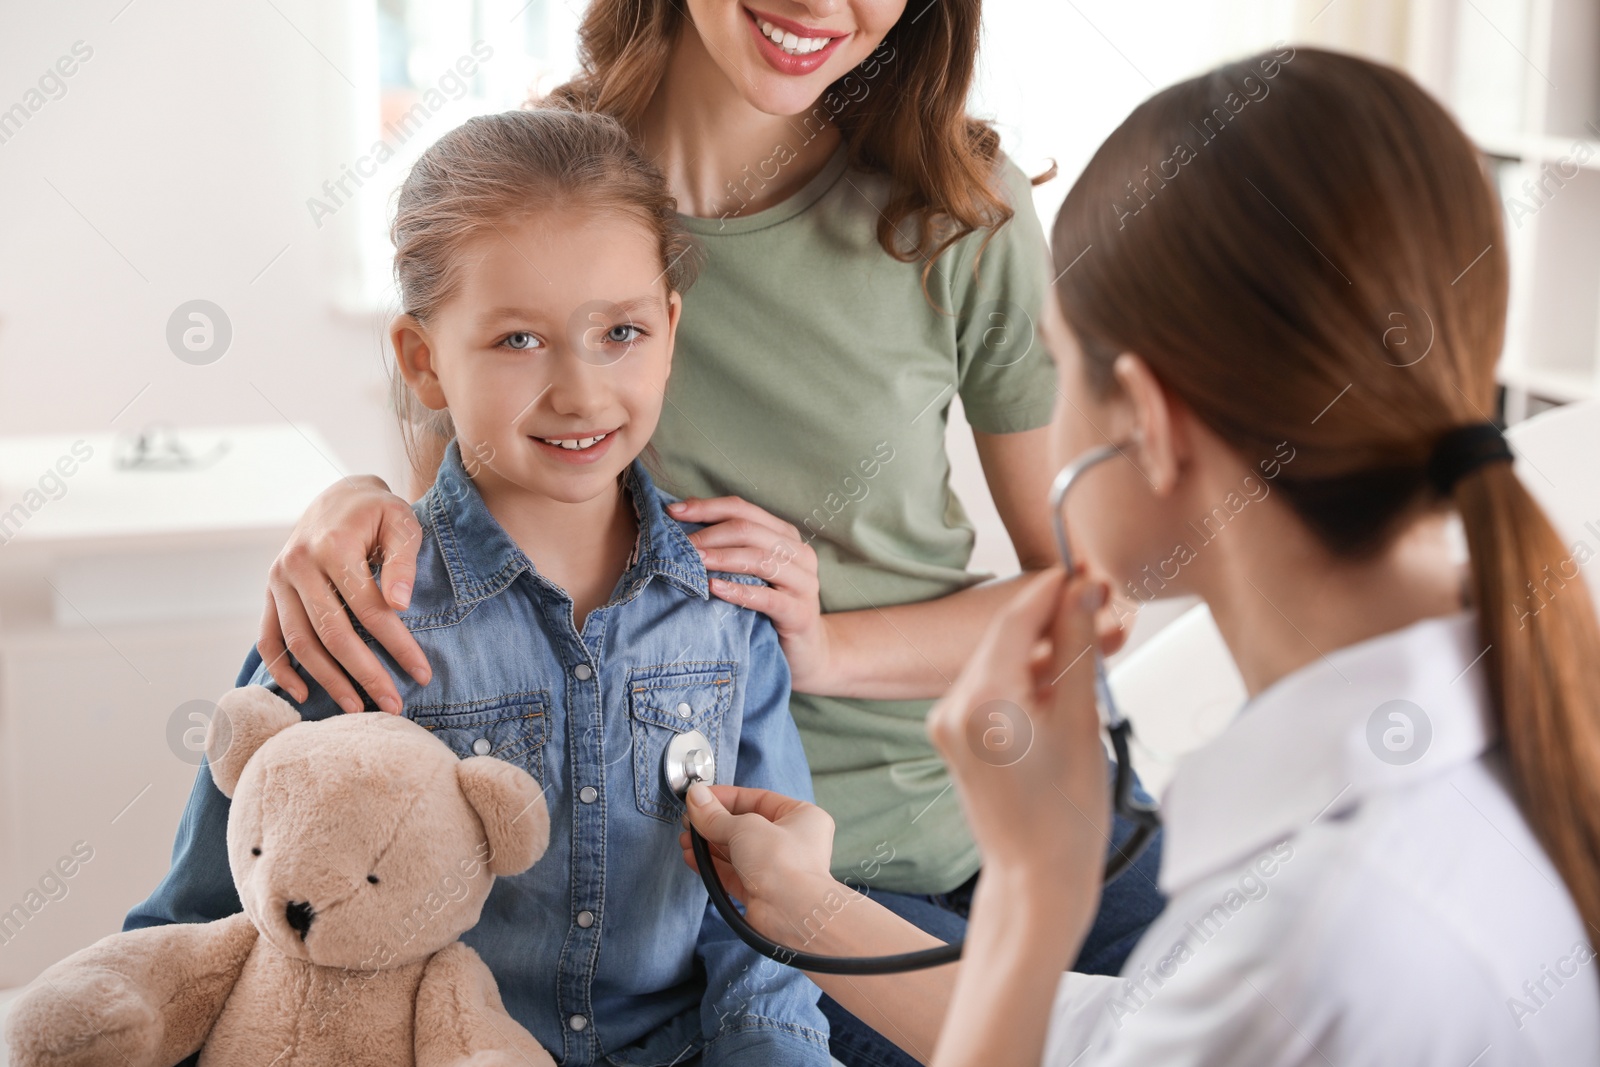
[
  {"x1": 689, "y1": 743, "x2": 1157, "y2": 974},
  {"x1": 684, "y1": 441, "x2": 1162, "y2": 975}
]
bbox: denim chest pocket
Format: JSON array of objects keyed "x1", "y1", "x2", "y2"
[
  {"x1": 627, "y1": 663, "x2": 736, "y2": 823},
  {"x1": 408, "y1": 691, "x2": 551, "y2": 786}
]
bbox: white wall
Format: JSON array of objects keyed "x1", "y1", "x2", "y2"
[
  {"x1": 976, "y1": 0, "x2": 1419, "y2": 246},
  {"x1": 958, "y1": 0, "x2": 1419, "y2": 583},
  {"x1": 0, "y1": 1, "x2": 409, "y2": 1002},
  {"x1": 0, "y1": 0, "x2": 409, "y2": 493}
]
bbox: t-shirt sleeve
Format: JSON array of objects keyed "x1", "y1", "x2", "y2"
[{"x1": 950, "y1": 155, "x2": 1059, "y2": 434}]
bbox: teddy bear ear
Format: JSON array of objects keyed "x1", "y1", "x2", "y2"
[
  {"x1": 456, "y1": 757, "x2": 550, "y2": 876},
  {"x1": 207, "y1": 686, "x2": 302, "y2": 798}
]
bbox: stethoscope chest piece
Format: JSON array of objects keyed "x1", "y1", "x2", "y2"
[{"x1": 664, "y1": 729, "x2": 716, "y2": 799}]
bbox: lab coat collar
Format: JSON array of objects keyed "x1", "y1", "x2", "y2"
[
  {"x1": 1157, "y1": 610, "x2": 1496, "y2": 897},
  {"x1": 427, "y1": 437, "x2": 710, "y2": 607}
]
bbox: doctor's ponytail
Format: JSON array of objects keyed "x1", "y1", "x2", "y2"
[
  {"x1": 1451, "y1": 452, "x2": 1600, "y2": 944},
  {"x1": 1051, "y1": 48, "x2": 1600, "y2": 958}
]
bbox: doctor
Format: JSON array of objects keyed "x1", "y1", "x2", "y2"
[{"x1": 679, "y1": 48, "x2": 1600, "y2": 1065}]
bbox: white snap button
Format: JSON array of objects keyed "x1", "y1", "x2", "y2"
[
  {"x1": 576, "y1": 910, "x2": 595, "y2": 928},
  {"x1": 579, "y1": 786, "x2": 598, "y2": 804},
  {"x1": 471, "y1": 737, "x2": 491, "y2": 756},
  {"x1": 569, "y1": 1014, "x2": 588, "y2": 1031},
  {"x1": 573, "y1": 664, "x2": 593, "y2": 680},
  {"x1": 676, "y1": 701, "x2": 693, "y2": 719}
]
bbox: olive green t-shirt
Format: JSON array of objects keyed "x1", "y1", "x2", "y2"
[{"x1": 652, "y1": 145, "x2": 1057, "y2": 894}]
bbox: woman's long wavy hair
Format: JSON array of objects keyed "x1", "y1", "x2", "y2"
[
  {"x1": 542, "y1": 0, "x2": 1039, "y2": 278},
  {"x1": 1054, "y1": 47, "x2": 1600, "y2": 973}
]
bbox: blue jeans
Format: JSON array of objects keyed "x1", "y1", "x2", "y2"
[
  {"x1": 818, "y1": 781, "x2": 1164, "y2": 1067},
  {"x1": 228, "y1": 648, "x2": 1164, "y2": 1067}
]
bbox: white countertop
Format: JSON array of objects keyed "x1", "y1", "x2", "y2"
[{"x1": 0, "y1": 423, "x2": 347, "y2": 555}]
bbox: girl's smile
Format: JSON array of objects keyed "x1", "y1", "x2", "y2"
[
  {"x1": 530, "y1": 429, "x2": 620, "y2": 464},
  {"x1": 391, "y1": 209, "x2": 681, "y2": 512}
]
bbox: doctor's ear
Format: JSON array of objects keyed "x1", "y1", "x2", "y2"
[
  {"x1": 1111, "y1": 353, "x2": 1183, "y2": 496},
  {"x1": 391, "y1": 314, "x2": 449, "y2": 412}
]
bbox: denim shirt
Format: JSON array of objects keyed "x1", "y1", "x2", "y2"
[{"x1": 126, "y1": 438, "x2": 831, "y2": 1067}]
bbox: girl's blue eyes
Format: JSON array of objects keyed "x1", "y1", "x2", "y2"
[{"x1": 497, "y1": 325, "x2": 644, "y2": 350}]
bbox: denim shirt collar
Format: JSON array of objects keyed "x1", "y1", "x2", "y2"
[{"x1": 426, "y1": 437, "x2": 709, "y2": 606}]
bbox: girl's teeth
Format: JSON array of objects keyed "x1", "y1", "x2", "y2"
[
  {"x1": 541, "y1": 433, "x2": 609, "y2": 451},
  {"x1": 759, "y1": 18, "x2": 831, "y2": 55}
]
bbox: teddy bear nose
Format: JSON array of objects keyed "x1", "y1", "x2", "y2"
[{"x1": 284, "y1": 900, "x2": 316, "y2": 940}]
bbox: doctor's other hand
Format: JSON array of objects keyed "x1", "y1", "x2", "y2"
[
  {"x1": 258, "y1": 474, "x2": 431, "y2": 715},
  {"x1": 927, "y1": 567, "x2": 1114, "y2": 909},
  {"x1": 678, "y1": 784, "x2": 840, "y2": 935}
]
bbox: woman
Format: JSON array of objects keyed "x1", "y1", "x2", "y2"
[
  {"x1": 192, "y1": 0, "x2": 1163, "y2": 1062},
  {"x1": 675, "y1": 48, "x2": 1600, "y2": 1065}
]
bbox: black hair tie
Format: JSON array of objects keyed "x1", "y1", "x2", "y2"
[{"x1": 1427, "y1": 422, "x2": 1513, "y2": 495}]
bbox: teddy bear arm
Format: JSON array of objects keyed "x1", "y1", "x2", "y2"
[
  {"x1": 4, "y1": 912, "x2": 258, "y2": 1067},
  {"x1": 413, "y1": 942, "x2": 556, "y2": 1067}
]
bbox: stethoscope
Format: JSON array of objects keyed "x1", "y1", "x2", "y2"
[{"x1": 672, "y1": 443, "x2": 1161, "y2": 975}]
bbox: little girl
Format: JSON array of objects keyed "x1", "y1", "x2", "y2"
[{"x1": 128, "y1": 108, "x2": 832, "y2": 1067}]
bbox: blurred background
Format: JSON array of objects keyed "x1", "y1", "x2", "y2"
[{"x1": 0, "y1": 0, "x2": 1596, "y2": 1026}]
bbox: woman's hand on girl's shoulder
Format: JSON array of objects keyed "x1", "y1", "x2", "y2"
[
  {"x1": 258, "y1": 474, "x2": 431, "y2": 715},
  {"x1": 668, "y1": 496, "x2": 834, "y2": 692}
]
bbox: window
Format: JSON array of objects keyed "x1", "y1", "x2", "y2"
[{"x1": 349, "y1": 0, "x2": 580, "y2": 310}]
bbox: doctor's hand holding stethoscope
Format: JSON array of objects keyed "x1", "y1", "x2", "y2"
[
  {"x1": 681, "y1": 47, "x2": 1600, "y2": 1067},
  {"x1": 681, "y1": 562, "x2": 1121, "y2": 1063}
]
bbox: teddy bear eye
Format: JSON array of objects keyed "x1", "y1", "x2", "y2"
[
  {"x1": 251, "y1": 847, "x2": 262, "y2": 856},
  {"x1": 366, "y1": 874, "x2": 379, "y2": 884}
]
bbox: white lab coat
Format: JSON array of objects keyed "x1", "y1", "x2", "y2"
[{"x1": 1044, "y1": 611, "x2": 1600, "y2": 1065}]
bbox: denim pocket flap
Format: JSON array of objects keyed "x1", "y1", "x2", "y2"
[
  {"x1": 408, "y1": 691, "x2": 550, "y2": 778},
  {"x1": 627, "y1": 665, "x2": 735, "y2": 733},
  {"x1": 627, "y1": 664, "x2": 735, "y2": 823}
]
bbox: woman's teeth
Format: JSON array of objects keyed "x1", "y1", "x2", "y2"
[
  {"x1": 758, "y1": 19, "x2": 833, "y2": 55},
  {"x1": 538, "y1": 432, "x2": 610, "y2": 451}
]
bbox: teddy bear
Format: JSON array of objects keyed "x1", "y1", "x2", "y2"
[{"x1": 4, "y1": 685, "x2": 557, "y2": 1067}]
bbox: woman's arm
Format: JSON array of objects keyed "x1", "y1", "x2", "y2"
[
  {"x1": 675, "y1": 423, "x2": 1061, "y2": 700},
  {"x1": 819, "y1": 424, "x2": 1061, "y2": 698}
]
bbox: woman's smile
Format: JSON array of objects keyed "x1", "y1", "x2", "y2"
[{"x1": 742, "y1": 6, "x2": 848, "y2": 74}]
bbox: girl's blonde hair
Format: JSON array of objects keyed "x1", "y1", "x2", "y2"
[
  {"x1": 1055, "y1": 48, "x2": 1600, "y2": 973},
  {"x1": 387, "y1": 108, "x2": 698, "y2": 476}
]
